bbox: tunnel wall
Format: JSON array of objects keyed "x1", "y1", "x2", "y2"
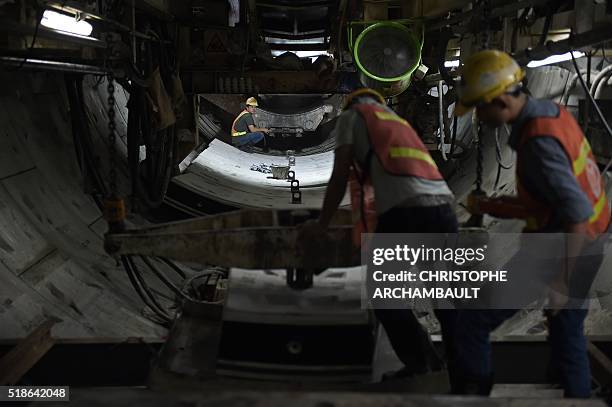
[{"x1": 0, "y1": 71, "x2": 165, "y2": 340}]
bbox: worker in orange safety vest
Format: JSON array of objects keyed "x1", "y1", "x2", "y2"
[
  {"x1": 299, "y1": 87, "x2": 459, "y2": 381},
  {"x1": 453, "y1": 49, "x2": 611, "y2": 398}
]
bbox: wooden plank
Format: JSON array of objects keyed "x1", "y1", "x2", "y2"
[
  {"x1": 0, "y1": 317, "x2": 60, "y2": 385},
  {"x1": 587, "y1": 341, "x2": 612, "y2": 389}
]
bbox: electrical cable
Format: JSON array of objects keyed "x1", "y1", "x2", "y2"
[
  {"x1": 493, "y1": 126, "x2": 514, "y2": 190},
  {"x1": 126, "y1": 256, "x2": 173, "y2": 320},
  {"x1": 10, "y1": 6, "x2": 44, "y2": 71},
  {"x1": 156, "y1": 257, "x2": 187, "y2": 278},
  {"x1": 601, "y1": 43, "x2": 611, "y2": 64},
  {"x1": 571, "y1": 51, "x2": 612, "y2": 173},
  {"x1": 120, "y1": 256, "x2": 171, "y2": 324},
  {"x1": 140, "y1": 256, "x2": 195, "y2": 301},
  {"x1": 537, "y1": 5, "x2": 553, "y2": 47},
  {"x1": 495, "y1": 127, "x2": 513, "y2": 170}
]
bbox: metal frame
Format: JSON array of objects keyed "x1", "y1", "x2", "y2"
[{"x1": 105, "y1": 209, "x2": 358, "y2": 269}]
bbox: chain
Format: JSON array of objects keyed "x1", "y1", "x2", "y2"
[
  {"x1": 107, "y1": 72, "x2": 117, "y2": 198},
  {"x1": 105, "y1": 31, "x2": 118, "y2": 199},
  {"x1": 476, "y1": 121, "x2": 484, "y2": 193},
  {"x1": 474, "y1": 0, "x2": 490, "y2": 194},
  {"x1": 102, "y1": 32, "x2": 126, "y2": 234},
  {"x1": 480, "y1": 0, "x2": 491, "y2": 51}
]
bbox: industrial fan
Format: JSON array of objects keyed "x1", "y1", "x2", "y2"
[{"x1": 353, "y1": 22, "x2": 422, "y2": 97}]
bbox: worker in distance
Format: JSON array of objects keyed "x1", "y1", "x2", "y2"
[{"x1": 231, "y1": 96, "x2": 270, "y2": 149}]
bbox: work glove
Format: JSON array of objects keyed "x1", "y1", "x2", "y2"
[{"x1": 466, "y1": 191, "x2": 488, "y2": 215}]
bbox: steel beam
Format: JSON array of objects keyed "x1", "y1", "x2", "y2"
[
  {"x1": 0, "y1": 57, "x2": 108, "y2": 74},
  {"x1": 105, "y1": 209, "x2": 357, "y2": 269},
  {"x1": 426, "y1": 0, "x2": 552, "y2": 32},
  {"x1": 183, "y1": 70, "x2": 339, "y2": 94},
  {"x1": 513, "y1": 25, "x2": 612, "y2": 64},
  {"x1": 106, "y1": 227, "x2": 357, "y2": 269}
]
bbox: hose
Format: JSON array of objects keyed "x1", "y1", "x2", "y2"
[
  {"x1": 589, "y1": 64, "x2": 612, "y2": 98},
  {"x1": 593, "y1": 70, "x2": 612, "y2": 100}
]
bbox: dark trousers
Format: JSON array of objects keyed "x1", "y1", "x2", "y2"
[
  {"x1": 454, "y1": 236, "x2": 606, "y2": 398},
  {"x1": 232, "y1": 132, "x2": 265, "y2": 147},
  {"x1": 374, "y1": 204, "x2": 459, "y2": 375}
]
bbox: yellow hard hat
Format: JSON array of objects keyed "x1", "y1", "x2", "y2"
[
  {"x1": 343, "y1": 88, "x2": 386, "y2": 110},
  {"x1": 246, "y1": 96, "x2": 258, "y2": 107},
  {"x1": 455, "y1": 50, "x2": 525, "y2": 116}
]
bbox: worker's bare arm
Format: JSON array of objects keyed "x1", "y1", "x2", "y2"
[
  {"x1": 248, "y1": 124, "x2": 270, "y2": 133},
  {"x1": 562, "y1": 221, "x2": 589, "y2": 279},
  {"x1": 318, "y1": 145, "x2": 352, "y2": 227}
]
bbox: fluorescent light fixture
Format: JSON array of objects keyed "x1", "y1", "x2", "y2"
[
  {"x1": 41, "y1": 10, "x2": 93, "y2": 36},
  {"x1": 527, "y1": 51, "x2": 585, "y2": 68},
  {"x1": 444, "y1": 60, "x2": 460, "y2": 68}
]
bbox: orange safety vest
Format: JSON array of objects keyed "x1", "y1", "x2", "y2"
[
  {"x1": 517, "y1": 104, "x2": 610, "y2": 238},
  {"x1": 231, "y1": 110, "x2": 250, "y2": 137},
  {"x1": 349, "y1": 103, "x2": 444, "y2": 246}
]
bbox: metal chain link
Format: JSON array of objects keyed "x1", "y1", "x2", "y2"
[
  {"x1": 480, "y1": 0, "x2": 491, "y2": 51},
  {"x1": 107, "y1": 73, "x2": 117, "y2": 197},
  {"x1": 105, "y1": 32, "x2": 118, "y2": 198},
  {"x1": 474, "y1": 0, "x2": 490, "y2": 194}
]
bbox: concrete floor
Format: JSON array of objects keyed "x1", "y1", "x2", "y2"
[{"x1": 31, "y1": 387, "x2": 608, "y2": 407}]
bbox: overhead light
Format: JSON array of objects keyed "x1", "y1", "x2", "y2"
[
  {"x1": 40, "y1": 10, "x2": 93, "y2": 37},
  {"x1": 444, "y1": 60, "x2": 460, "y2": 68},
  {"x1": 527, "y1": 51, "x2": 585, "y2": 68}
]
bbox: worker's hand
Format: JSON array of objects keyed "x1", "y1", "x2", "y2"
[
  {"x1": 466, "y1": 192, "x2": 488, "y2": 215},
  {"x1": 262, "y1": 128, "x2": 271, "y2": 134},
  {"x1": 546, "y1": 273, "x2": 569, "y2": 317}
]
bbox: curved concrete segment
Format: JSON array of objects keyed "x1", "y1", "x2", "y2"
[
  {"x1": 0, "y1": 72, "x2": 164, "y2": 340},
  {"x1": 174, "y1": 139, "x2": 350, "y2": 209}
]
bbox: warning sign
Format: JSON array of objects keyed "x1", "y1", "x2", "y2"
[{"x1": 205, "y1": 30, "x2": 227, "y2": 53}]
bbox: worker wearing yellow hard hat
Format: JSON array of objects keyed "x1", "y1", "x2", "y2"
[
  {"x1": 453, "y1": 50, "x2": 610, "y2": 398},
  {"x1": 231, "y1": 96, "x2": 270, "y2": 149},
  {"x1": 300, "y1": 87, "x2": 458, "y2": 381},
  {"x1": 454, "y1": 49, "x2": 525, "y2": 117}
]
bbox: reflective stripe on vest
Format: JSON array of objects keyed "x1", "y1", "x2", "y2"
[
  {"x1": 573, "y1": 138, "x2": 591, "y2": 176},
  {"x1": 517, "y1": 104, "x2": 611, "y2": 238},
  {"x1": 352, "y1": 104, "x2": 444, "y2": 181},
  {"x1": 231, "y1": 110, "x2": 250, "y2": 137}
]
